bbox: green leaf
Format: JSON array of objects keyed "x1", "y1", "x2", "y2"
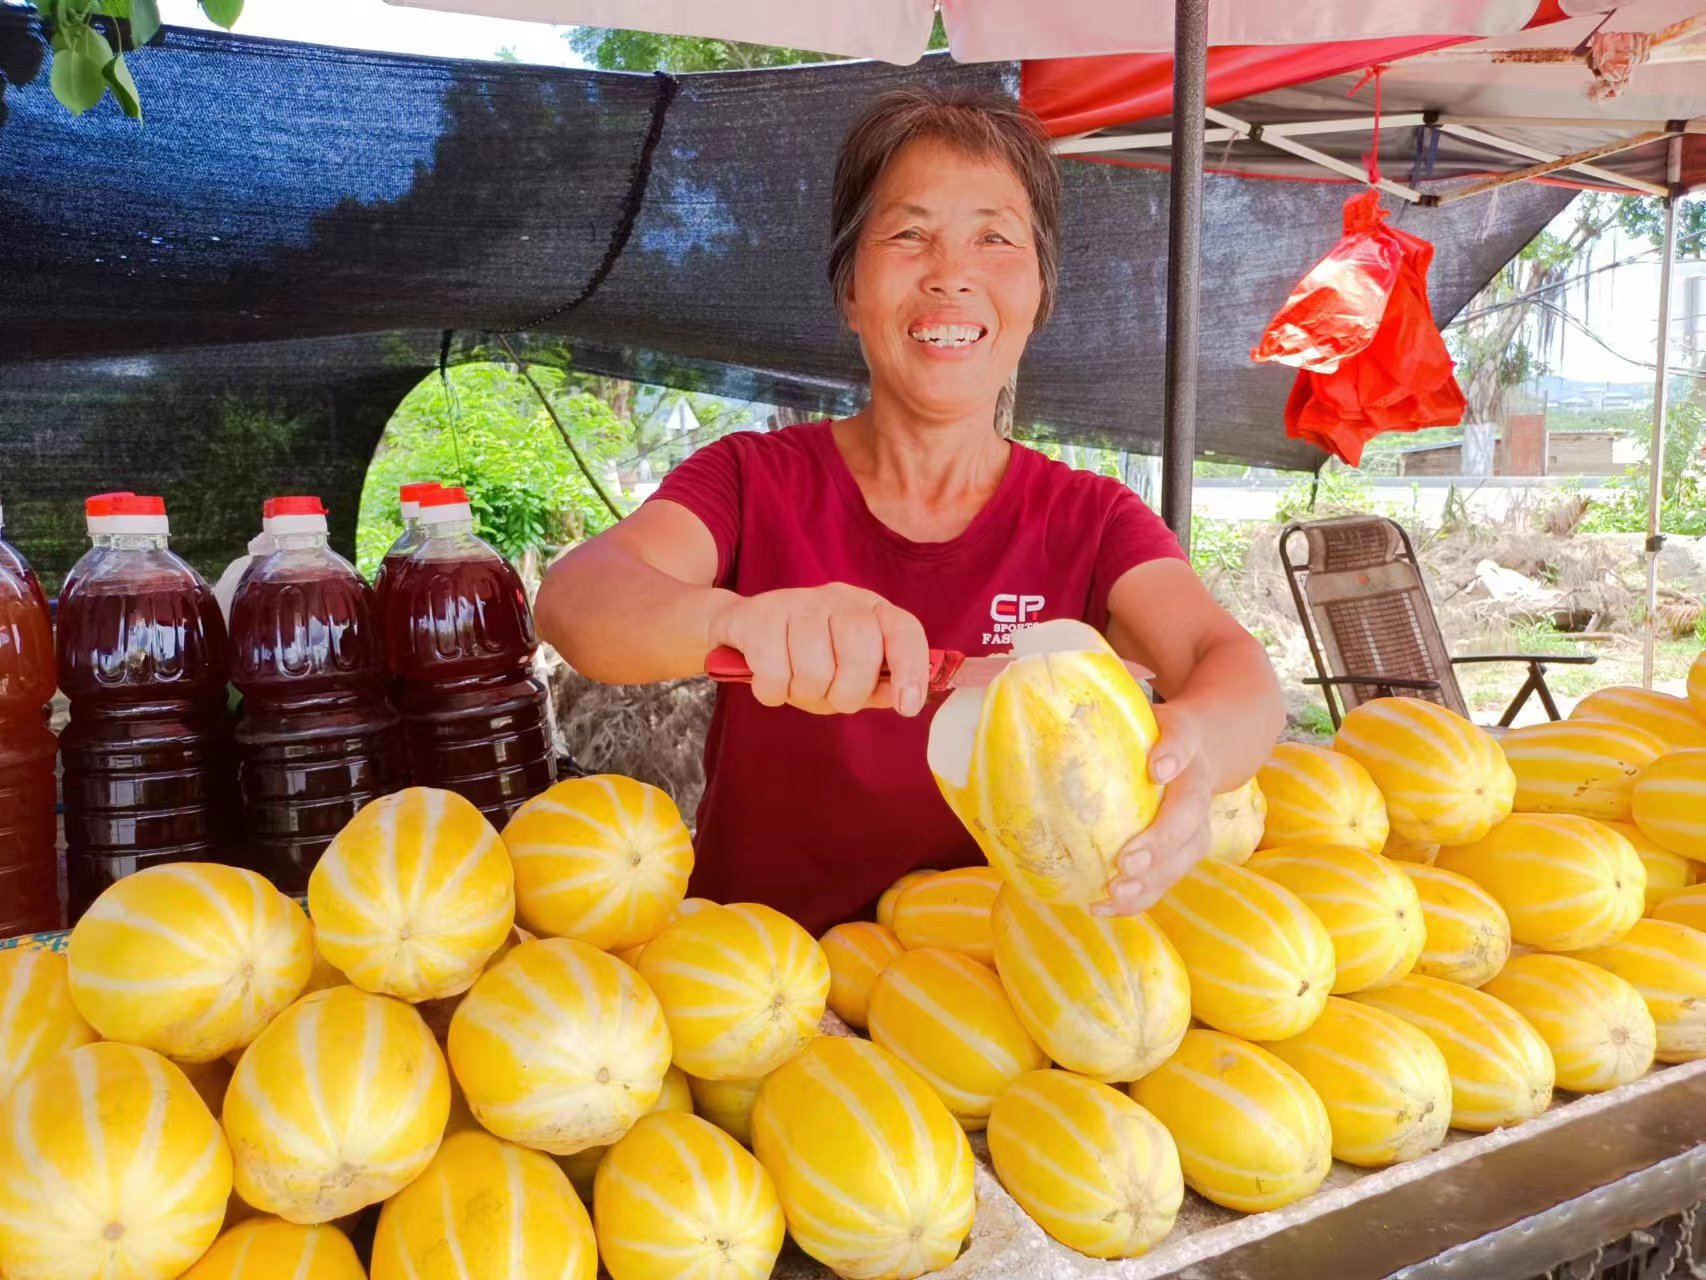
[
  {"x1": 130, "y1": 0, "x2": 160, "y2": 45},
  {"x1": 92, "y1": 1, "x2": 130, "y2": 17},
  {"x1": 103, "y1": 49, "x2": 140, "y2": 119},
  {"x1": 199, "y1": 0, "x2": 242, "y2": 29},
  {"x1": 50, "y1": 24, "x2": 112, "y2": 114}
]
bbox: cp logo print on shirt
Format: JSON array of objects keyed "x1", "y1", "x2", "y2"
[{"x1": 984, "y1": 593, "x2": 1046, "y2": 646}]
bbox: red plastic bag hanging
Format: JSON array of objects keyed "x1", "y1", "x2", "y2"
[
  {"x1": 1251, "y1": 188, "x2": 1404, "y2": 373},
  {"x1": 1282, "y1": 220, "x2": 1467, "y2": 467}
]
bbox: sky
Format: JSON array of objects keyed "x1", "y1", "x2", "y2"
[{"x1": 157, "y1": 0, "x2": 583, "y2": 66}]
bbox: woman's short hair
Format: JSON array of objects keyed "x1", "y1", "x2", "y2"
[{"x1": 828, "y1": 88, "x2": 1062, "y2": 329}]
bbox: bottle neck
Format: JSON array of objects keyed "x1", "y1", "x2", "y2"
[
  {"x1": 274, "y1": 531, "x2": 330, "y2": 552},
  {"x1": 420, "y1": 517, "x2": 475, "y2": 539},
  {"x1": 111, "y1": 532, "x2": 169, "y2": 551}
]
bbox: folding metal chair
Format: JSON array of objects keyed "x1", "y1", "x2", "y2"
[{"x1": 1280, "y1": 514, "x2": 1597, "y2": 730}]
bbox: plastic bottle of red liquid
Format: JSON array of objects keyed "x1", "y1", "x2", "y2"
[
  {"x1": 372, "y1": 482, "x2": 440, "y2": 626},
  {"x1": 231, "y1": 496, "x2": 405, "y2": 890},
  {"x1": 0, "y1": 497, "x2": 61, "y2": 936},
  {"x1": 387, "y1": 485, "x2": 555, "y2": 824},
  {"x1": 56, "y1": 495, "x2": 237, "y2": 918}
]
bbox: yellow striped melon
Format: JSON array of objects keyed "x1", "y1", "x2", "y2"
[
  {"x1": 1397, "y1": 863, "x2": 1512, "y2": 986},
  {"x1": 1435, "y1": 814, "x2": 1644, "y2": 952},
  {"x1": 751, "y1": 1036, "x2": 974, "y2": 1280},
  {"x1": 1257, "y1": 742, "x2": 1389, "y2": 853},
  {"x1": 370, "y1": 1129, "x2": 596, "y2": 1280},
  {"x1": 820, "y1": 921, "x2": 906, "y2": 1030},
  {"x1": 1689, "y1": 651, "x2": 1705, "y2": 718},
  {"x1": 614, "y1": 896, "x2": 715, "y2": 967},
  {"x1": 875, "y1": 870, "x2": 935, "y2": 930},
  {"x1": 502, "y1": 774, "x2": 694, "y2": 951},
  {"x1": 448, "y1": 937, "x2": 670, "y2": 1154},
  {"x1": 0, "y1": 948, "x2": 97, "y2": 1098},
  {"x1": 1130, "y1": 1029, "x2": 1331, "y2": 1212},
  {"x1": 1147, "y1": 859, "x2": 1335, "y2": 1041},
  {"x1": 1351, "y1": 974, "x2": 1554, "y2": 1130},
  {"x1": 1383, "y1": 831, "x2": 1440, "y2": 864},
  {"x1": 1566, "y1": 918, "x2": 1706, "y2": 1062},
  {"x1": 1631, "y1": 749, "x2": 1706, "y2": 860},
  {"x1": 888, "y1": 865, "x2": 1002, "y2": 965},
  {"x1": 1571, "y1": 686, "x2": 1706, "y2": 753},
  {"x1": 68, "y1": 863, "x2": 312, "y2": 1063},
  {"x1": 1603, "y1": 821, "x2": 1699, "y2": 910},
  {"x1": 1653, "y1": 882, "x2": 1706, "y2": 932},
  {"x1": 309, "y1": 787, "x2": 515, "y2": 1003},
  {"x1": 927, "y1": 619, "x2": 1162, "y2": 905},
  {"x1": 1334, "y1": 697, "x2": 1516, "y2": 845},
  {"x1": 986, "y1": 1069, "x2": 1183, "y2": 1259},
  {"x1": 0, "y1": 1042, "x2": 232, "y2": 1278},
  {"x1": 556, "y1": 1066, "x2": 692, "y2": 1201},
  {"x1": 1247, "y1": 843, "x2": 1424, "y2": 993},
  {"x1": 223, "y1": 985, "x2": 449, "y2": 1223},
  {"x1": 638, "y1": 902, "x2": 828, "y2": 1081},
  {"x1": 1501, "y1": 718, "x2": 1668, "y2": 821},
  {"x1": 1266, "y1": 997, "x2": 1451, "y2": 1166},
  {"x1": 182, "y1": 1218, "x2": 365, "y2": 1279},
  {"x1": 1206, "y1": 777, "x2": 1267, "y2": 865},
  {"x1": 687, "y1": 1072, "x2": 767, "y2": 1148},
  {"x1": 989, "y1": 883, "x2": 1190, "y2": 1083},
  {"x1": 1480, "y1": 953, "x2": 1655, "y2": 1092},
  {"x1": 594, "y1": 1111, "x2": 785, "y2": 1280},
  {"x1": 867, "y1": 947, "x2": 1048, "y2": 1130}
]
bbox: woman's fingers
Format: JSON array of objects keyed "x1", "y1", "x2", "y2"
[
  {"x1": 873, "y1": 602, "x2": 931, "y2": 717},
  {"x1": 826, "y1": 609, "x2": 886, "y2": 715},
  {"x1": 786, "y1": 612, "x2": 837, "y2": 712},
  {"x1": 740, "y1": 618, "x2": 794, "y2": 709}
]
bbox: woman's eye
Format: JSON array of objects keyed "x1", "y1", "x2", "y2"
[
  {"x1": 894, "y1": 228, "x2": 925, "y2": 240},
  {"x1": 983, "y1": 232, "x2": 1013, "y2": 245}
]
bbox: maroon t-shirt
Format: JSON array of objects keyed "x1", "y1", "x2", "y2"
[{"x1": 651, "y1": 421, "x2": 1184, "y2": 934}]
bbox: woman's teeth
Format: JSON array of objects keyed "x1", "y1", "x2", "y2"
[{"x1": 909, "y1": 324, "x2": 984, "y2": 347}]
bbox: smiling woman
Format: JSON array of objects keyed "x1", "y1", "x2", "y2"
[{"x1": 536, "y1": 89, "x2": 1285, "y2": 933}]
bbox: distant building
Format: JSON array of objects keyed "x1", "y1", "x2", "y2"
[{"x1": 1395, "y1": 425, "x2": 1622, "y2": 478}]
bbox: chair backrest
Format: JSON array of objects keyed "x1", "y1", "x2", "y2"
[{"x1": 1280, "y1": 514, "x2": 1468, "y2": 721}]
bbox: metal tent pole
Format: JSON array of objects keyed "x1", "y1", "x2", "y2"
[
  {"x1": 1161, "y1": 0, "x2": 1207, "y2": 549},
  {"x1": 1641, "y1": 136, "x2": 1683, "y2": 690}
]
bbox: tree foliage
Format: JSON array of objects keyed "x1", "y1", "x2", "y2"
[{"x1": 568, "y1": 15, "x2": 948, "y2": 71}]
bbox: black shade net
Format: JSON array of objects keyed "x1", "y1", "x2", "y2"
[{"x1": 0, "y1": 8, "x2": 1573, "y2": 586}]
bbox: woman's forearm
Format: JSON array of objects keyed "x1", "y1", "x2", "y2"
[
  {"x1": 1164, "y1": 631, "x2": 1287, "y2": 792},
  {"x1": 537, "y1": 539, "x2": 736, "y2": 685}
]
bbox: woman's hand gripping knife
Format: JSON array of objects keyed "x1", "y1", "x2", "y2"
[{"x1": 1091, "y1": 559, "x2": 1286, "y2": 917}]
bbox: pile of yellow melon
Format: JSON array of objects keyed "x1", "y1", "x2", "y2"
[{"x1": 0, "y1": 636, "x2": 1701, "y2": 1280}]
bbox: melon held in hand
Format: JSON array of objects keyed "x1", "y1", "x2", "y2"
[
  {"x1": 309, "y1": 787, "x2": 515, "y2": 1004},
  {"x1": 68, "y1": 862, "x2": 313, "y2": 1063},
  {"x1": 927, "y1": 618, "x2": 1162, "y2": 905},
  {"x1": 0, "y1": 1042, "x2": 233, "y2": 1280}
]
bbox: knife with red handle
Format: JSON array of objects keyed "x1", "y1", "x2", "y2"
[{"x1": 705, "y1": 646, "x2": 1151, "y2": 696}]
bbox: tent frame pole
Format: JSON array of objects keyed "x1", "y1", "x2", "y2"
[
  {"x1": 1162, "y1": 0, "x2": 1208, "y2": 548},
  {"x1": 1641, "y1": 136, "x2": 1684, "y2": 689}
]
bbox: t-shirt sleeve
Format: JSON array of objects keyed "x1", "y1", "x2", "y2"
[
  {"x1": 1089, "y1": 485, "x2": 1188, "y2": 626},
  {"x1": 647, "y1": 436, "x2": 745, "y2": 587}
]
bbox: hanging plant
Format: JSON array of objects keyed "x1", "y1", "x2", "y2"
[{"x1": 38, "y1": 0, "x2": 242, "y2": 120}]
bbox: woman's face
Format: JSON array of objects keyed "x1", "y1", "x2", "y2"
[{"x1": 845, "y1": 136, "x2": 1043, "y2": 425}]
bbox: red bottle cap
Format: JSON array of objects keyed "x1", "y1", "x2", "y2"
[
  {"x1": 419, "y1": 486, "x2": 469, "y2": 506},
  {"x1": 84, "y1": 491, "x2": 136, "y2": 517},
  {"x1": 399, "y1": 482, "x2": 442, "y2": 502},
  {"x1": 111, "y1": 496, "x2": 167, "y2": 516},
  {"x1": 269, "y1": 495, "x2": 327, "y2": 517}
]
